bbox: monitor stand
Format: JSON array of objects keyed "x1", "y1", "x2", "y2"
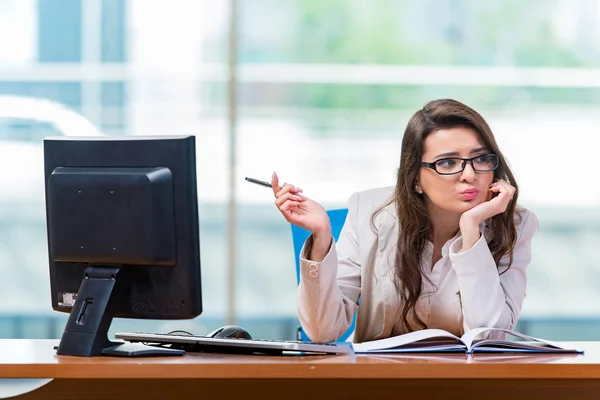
[{"x1": 55, "y1": 266, "x2": 183, "y2": 357}]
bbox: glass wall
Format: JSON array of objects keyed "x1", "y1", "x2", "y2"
[{"x1": 1, "y1": 0, "x2": 600, "y2": 340}]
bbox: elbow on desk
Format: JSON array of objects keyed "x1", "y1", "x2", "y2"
[
  {"x1": 299, "y1": 313, "x2": 347, "y2": 343},
  {"x1": 301, "y1": 324, "x2": 340, "y2": 344}
]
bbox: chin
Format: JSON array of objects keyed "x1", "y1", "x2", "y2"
[
  {"x1": 427, "y1": 196, "x2": 484, "y2": 214},
  {"x1": 455, "y1": 198, "x2": 484, "y2": 213}
]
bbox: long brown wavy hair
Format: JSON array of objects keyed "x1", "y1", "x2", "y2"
[{"x1": 390, "y1": 99, "x2": 519, "y2": 332}]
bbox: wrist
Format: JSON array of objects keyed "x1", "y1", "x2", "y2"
[
  {"x1": 460, "y1": 214, "x2": 482, "y2": 231},
  {"x1": 459, "y1": 223, "x2": 481, "y2": 252},
  {"x1": 312, "y1": 229, "x2": 332, "y2": 247},
  {"x1": 308, "y1": 232, "x2": 332, "y2": 262},
  {"x1": 312, "y1": 222, "x2": 332, "y2": 240}
]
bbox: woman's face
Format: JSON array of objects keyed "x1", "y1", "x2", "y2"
[{"x1": 418, "y1": 126, "x2": 495, "y2": 215}]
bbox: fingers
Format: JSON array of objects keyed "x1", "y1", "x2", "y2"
[
  {"x1": 486, "y1": 180, "x2": 516, "y2": 214},
  {"x1": 271, "y1": 172, "x2": 303, "y2": 199},
  {"x1": 275, "y1": 192, "x2": 303, "y2": 208},
  {"x1": 497, "y1": 181, "x2": 516, "y2": 200},
  {"x1": 271, "y1": 172, "x2": 280, "y2": 197},
  {"x1": 280, "y1": 199, "x2": 301, "y2": 214},
  {"x1": 282, "y1": 184, "x2": 303, "y2": 195},
  {"x1": 274, "y1": 189, "x2": 305, "y2": 223},
  {"x1": 489, "y1": 179, "x2": 516, "y2": 199},
  {"x1": 278, "y1": 197, "x2": 303, "y2": 223},
  {"x1": 271, "y1": 172, "x2": 308, "y2": 224}
]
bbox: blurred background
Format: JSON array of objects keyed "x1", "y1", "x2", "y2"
[{"x1": 1, "y1": 0, "x2": 600, "y2": 340}]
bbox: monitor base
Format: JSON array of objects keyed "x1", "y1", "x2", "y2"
[
  {"x1": 101, "y1": 342, "x2": 184, "y2": 357},
  {"x1": 54, "y1": 341, "x2": 184, "y2": 357}
]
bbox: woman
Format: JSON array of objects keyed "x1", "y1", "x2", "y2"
[{"x1": 272, "y1": 98, "x2": 537, "y2": 343}]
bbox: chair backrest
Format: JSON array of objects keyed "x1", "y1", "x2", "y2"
[{"x1": 290, "y1": 208, "x2": 356, "y2": 342}]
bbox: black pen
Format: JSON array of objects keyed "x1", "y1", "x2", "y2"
[{"x1": 245, "y1": 177, "x2": 272, "y2": 188}]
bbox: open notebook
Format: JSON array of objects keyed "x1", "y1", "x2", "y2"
[{"x1": 352, "y1": 327, "x2": 584, "y2": 354}]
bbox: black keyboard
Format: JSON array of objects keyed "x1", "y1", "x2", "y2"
[{"x1": 115, "y1": 332, "x2": 354, "y2": 355}]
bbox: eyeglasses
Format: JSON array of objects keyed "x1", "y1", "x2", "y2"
[{"x1": 421, "y1": 154, "x2": 499, "y2": 175}]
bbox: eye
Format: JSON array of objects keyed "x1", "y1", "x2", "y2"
[
  {"x1": 436, "y1": 158, "x2": 458, "y2": 169},
  {"x1": 475, "y1": 154, "x2": 498, "y2": 166}
]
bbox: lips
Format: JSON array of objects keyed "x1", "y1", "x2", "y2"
[{"x1": 460, "y1": 188, "x2": 479, "y2": 200}]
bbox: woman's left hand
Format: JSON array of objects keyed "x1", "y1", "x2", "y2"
[
  {"x1": 461, "y1": 179, "x2": 516, "y2": 225},
  {"x1": 459, "y1": 179, "x2": 516, "y2": 250}
]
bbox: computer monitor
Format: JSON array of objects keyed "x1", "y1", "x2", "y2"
[{"x1": 44, "y1": 136, "x2": 202, "y2": 357}]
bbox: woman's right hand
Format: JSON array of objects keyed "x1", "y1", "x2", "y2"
[{"x1": 271, "y1": 172, "x2": 332, "y2": 239}]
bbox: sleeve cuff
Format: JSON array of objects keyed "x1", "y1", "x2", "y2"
[
  {"x1": 448, "y1": 231, "x2": 494, "y2": 275},
  {"x1": 299, "y1": 235, "x2": 337, "y2": 282}
]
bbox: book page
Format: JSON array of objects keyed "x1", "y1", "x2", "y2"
[
  {"x1": 460, "y1": 327, "x2": 583, "y2": 353},
  {"x1": 352, "y1": 329, "x2": 466, "y2": 353}
]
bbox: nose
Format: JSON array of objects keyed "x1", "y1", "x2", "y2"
[{"x1": 460, "y1": 160, "x2": 476, "y2": 182}]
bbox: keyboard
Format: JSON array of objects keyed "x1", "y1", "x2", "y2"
[{"x1": 115, "y1": 332, "x2": 354, "y2": 355}]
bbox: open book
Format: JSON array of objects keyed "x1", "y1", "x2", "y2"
[{"x1": 351, "y1": 327, "x2": 584, "y2": 354}]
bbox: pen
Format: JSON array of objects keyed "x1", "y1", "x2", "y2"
[{"x1": 244, "y1": 177, "x2": 272, "y2": 188}]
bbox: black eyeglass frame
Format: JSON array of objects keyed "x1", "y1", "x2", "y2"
[{"x1": 420, "y1": 154, "x2": 499, "y2": 175}]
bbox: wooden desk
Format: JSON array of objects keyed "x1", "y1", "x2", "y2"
[{"x1": 1, "y1": 339, "x2": 599, "y2": 399}]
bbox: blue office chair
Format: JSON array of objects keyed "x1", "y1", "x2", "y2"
[{"x1": 290, "y1": 208, "x2": 357, "y2": 342}]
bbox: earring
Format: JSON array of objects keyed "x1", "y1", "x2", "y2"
[{"x1": 415, "y1": 185, "x2": 423, "y2": 194}]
